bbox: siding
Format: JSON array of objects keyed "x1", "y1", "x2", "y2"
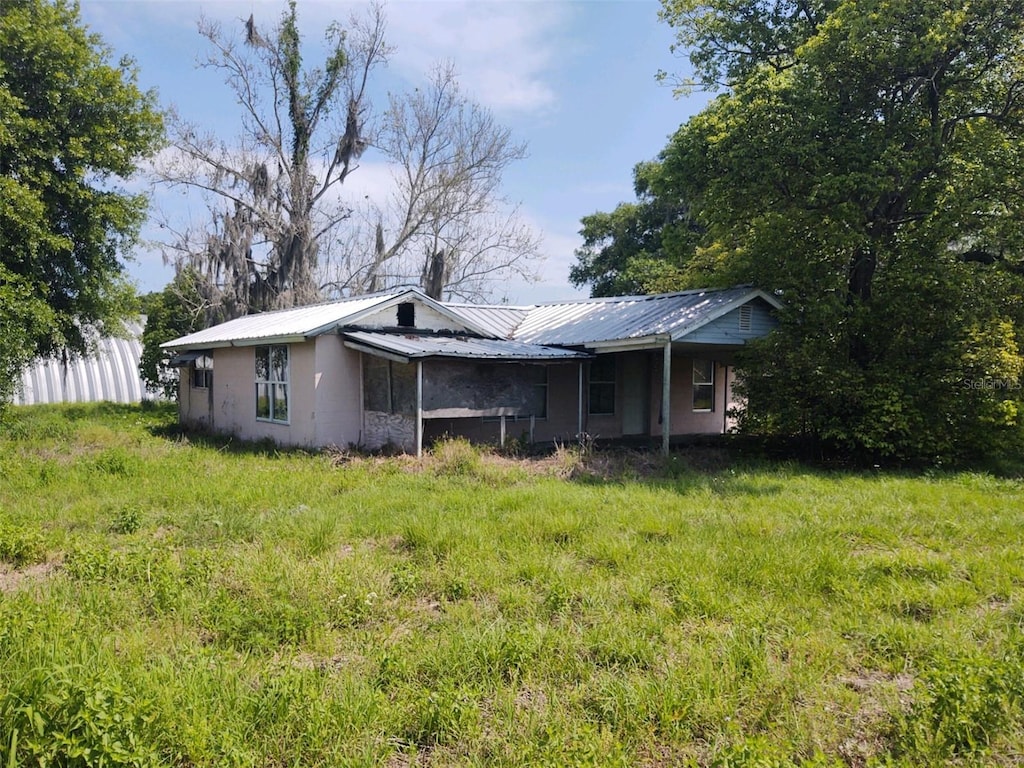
[
  {"x1": 357, "y1": 302, "x2": 470, "y2": 332},
  {"x1": 683, "y1": 298, "x2": 777, "y2": 345}
]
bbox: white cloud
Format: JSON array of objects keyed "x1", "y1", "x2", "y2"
[
  {"x1": 255, "y1": 0, "x2": 571, "y2": 116},
  {"x1": 383, "y1": 1, "x2": 569, "y2": 115}
]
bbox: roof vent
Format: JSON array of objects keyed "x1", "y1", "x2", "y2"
[
  {"x1": 738, "y1": 304, "x2": 752, "y2": 332},
  {"x1": 397, "y1": 302, "x2": 415, "y2": 328}
]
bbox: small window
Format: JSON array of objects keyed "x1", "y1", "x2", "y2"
[
  {"x1": 589, "y1": 356, "x2": 616, "y2": 416},
  {"x1": 397, "y1": 302, "x2": 415, "y2": 328},
  {"x1": 255, "y1": 345, "x2": 289, "y2": 423},
  {"x1": 693, "y1": 359, "x2": 714, "y2": 412},
  {"x1": 191, "y1": 354, "x2": 213, "y2": 389},
  {"x1": 363, "y1": 356, "x2": 416, "y2": 415},
  {"x1": 738, "y1": 304, "x2": 753, "y2": 332},
  {"x1": 527, "y1": 365, "x2": 548, "y2": 419}
]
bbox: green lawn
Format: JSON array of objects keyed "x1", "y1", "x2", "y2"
[{"x1": 2, "y1": 403, "x2": 1024, "y2": 767}]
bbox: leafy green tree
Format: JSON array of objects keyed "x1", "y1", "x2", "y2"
[
  {"x1": 650, "y1": 0, "x2": 1024, "y2": 463},
  {"x1": 139, "y1": 269, "x2": 212, "y2": 398},
  {"x1": 570, "y1": 161, "x2": 703, "y2": 297},
  {"x1": 0, "y1": 0, "x2": 163, "y2": 403}
]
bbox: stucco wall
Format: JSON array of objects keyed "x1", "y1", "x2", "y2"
[
  {"x1": 649, "y1": 354, "x2": 733, "y2": 437},
  {"x1": 179, "y1": 373, "x2": 213, "y2": 428},
  {"x1": 313, "y1": 336, "x2": 363, "y2": 447},
  {"x1": 184, "y1": 342, "x2": 318, "y2": 446}
]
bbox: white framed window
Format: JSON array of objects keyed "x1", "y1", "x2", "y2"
[
  {"x1": 255, "y1": 345, "x2": 289, "y2": 423},
  {"x1": 692, "y1": 359, "x2": 714, "y2": 412},
  {"x1": 589, "y1": 355, "x2": 616, "y2": 416},
  {"x1": 191, "y1": 354, "x2": 213, "y2": 389}
]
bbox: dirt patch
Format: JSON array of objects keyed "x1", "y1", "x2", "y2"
[
  {"x1": 0, "y1": 560, "x2": 59, "y2": 594},
  {"x1": 837, "y1": 670, "x2": 915, "y2": 766}
]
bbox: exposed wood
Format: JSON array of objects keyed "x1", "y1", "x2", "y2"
[{"x1": 422, "y1": 406, "x2": 520, "y2": 418}]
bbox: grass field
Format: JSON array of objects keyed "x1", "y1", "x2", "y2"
[{"x1": 2, "y1": 402, "x2": 1024, "y2": 767}]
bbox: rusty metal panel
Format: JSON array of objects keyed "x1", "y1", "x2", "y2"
[{"x1": 344, "y1": 331, "x2": 590, "y2": 361}]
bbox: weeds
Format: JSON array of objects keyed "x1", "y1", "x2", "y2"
[{"x1": 2, "y1": 403, "x2": 1024, "y2": 765}]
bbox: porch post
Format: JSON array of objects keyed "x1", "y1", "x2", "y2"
[
  {"x1": 662, "y1": 342, "x2": 672, "y2": 456},
  {"x1": 416, "y1": 360, "x2": 423, "y2": 458},
  {"x1": 577, "y1": 361, "x2": 584, "y2": 437}
]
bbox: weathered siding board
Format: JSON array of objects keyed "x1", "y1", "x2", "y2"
[
  {"x1": 421, "y1": 361, "x2": 584, "y2": 446},
  {"x1": 422, "y1": 361, "x2": 545, "y2": 414},
  {"x1": 357, "y1": 301, "x2": 468, "y2": 333},
  {"x1": 683, "y1": 299, "x2": 777, "y2": 346}
]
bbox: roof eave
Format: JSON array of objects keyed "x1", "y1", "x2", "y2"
[
  {"x1": 581, "y1": 334, "x2": 672, "y2": 352},
  {"x1": 161, "y1": 334, "x2": 308, "y2": 352}
]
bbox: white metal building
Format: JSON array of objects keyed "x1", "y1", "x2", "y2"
[{"x1": 14, "y1": 319, "x2": 149, "y2": 406}]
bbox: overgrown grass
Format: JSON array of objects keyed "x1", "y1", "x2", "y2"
[{"x1": 2, "y1": 402, "x2": 1024, "y2": 766}]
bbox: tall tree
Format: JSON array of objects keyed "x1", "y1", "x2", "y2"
[
  {"x1": 0, "y1": 0, "x2": 163, "y2": 405},
  {"x1": 656, "y1": 0, "x2": 1024, "y2": 462},
  {"x1": 570, "y1": 159, "x2": 702, "y2": 297},
  {"x1": 156, "y1": 1, "x2": 388, "y2": 316},
  {"x1": 322, "y1": 63, "x2": 541, "y2": 301},
  {"x1": 139, "y1": 267, "x2": 214, "y2": 398}
]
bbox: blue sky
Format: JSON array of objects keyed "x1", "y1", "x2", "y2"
[{"x1": 79, "y1": 0, "x2": 712, "y2": 304}]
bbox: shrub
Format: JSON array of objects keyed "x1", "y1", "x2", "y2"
[
  {"x1": 0, "y1": 665, "x2": 162, "y2": 767},
  {"x1": 896, "y1": 653, "x2": 1018, "y2": 762},
  {"x1": 430, "y1": 437, "x2": 483, "y2": 477},
  {"x1": 0, "y1": 517, "x2": 45, "y2": 566}
]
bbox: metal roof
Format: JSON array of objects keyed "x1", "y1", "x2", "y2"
[
  {"x1": 162, "y1": 284, "x2": 779, "y2": 354},
  {"x1": 161, "y1": 287, "x2": 495, "y2": 350},
  {"x1": 161, "y1": 292, "x2": 402, "y2": 350},
  {"x1": 442, "y1": 303, "x2": 530, "y2": 339},
  {"x1": 511, "y1": 287, "x2": 780, "y2": 347},
  {"x1": 343, "y1": 331, "x2": 591, "y2": 362},
  {"x1": 16, "y1": 319, "x2": 149, "y2": 406}
]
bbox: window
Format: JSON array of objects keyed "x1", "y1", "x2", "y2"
[
  {"x1": 692, "y1": 359, "x2": 714, "y2": 412},
  {"x1": 589, "y1": 355, "x2": 616, "y2": 416},
  {"x1": 526, "y1": 365, "x2": 548, "y2": 419},
  {"x1": 363, "y1": 356, "x2": 416, "y2": 415},
  {"x1": 255, "y1": 345, "x2": 289, "y2": 423},
  {"x1": 191, "y1": 354, "x2": 213, "y2": 389}
]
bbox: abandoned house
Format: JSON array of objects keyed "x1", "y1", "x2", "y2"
[{"x1": 161, "y1": 285, "x2": 780, "y2": 454}]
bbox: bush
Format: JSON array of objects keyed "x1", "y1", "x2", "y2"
[
  {"x1": 0, "y1": 665, "x2": 162, "y2": 767},
  {"x1": 0, "y1": 517, "x2": 45, "y2": 566}
]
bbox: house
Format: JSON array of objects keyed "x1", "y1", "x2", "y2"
[
  {"x1": 161, "y1": 286, "x2": 780, "y2": 455},
  {"x1": 16, "y1": 319, "x2": 149, "y2": 406}
]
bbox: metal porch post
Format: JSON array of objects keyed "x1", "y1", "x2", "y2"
[
  {"x1": 416, "y1": 360, "x2": 423, "y2": 458},
  {"x1": 662, "y1": 342, "x2": 672, "y2": 456}
]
